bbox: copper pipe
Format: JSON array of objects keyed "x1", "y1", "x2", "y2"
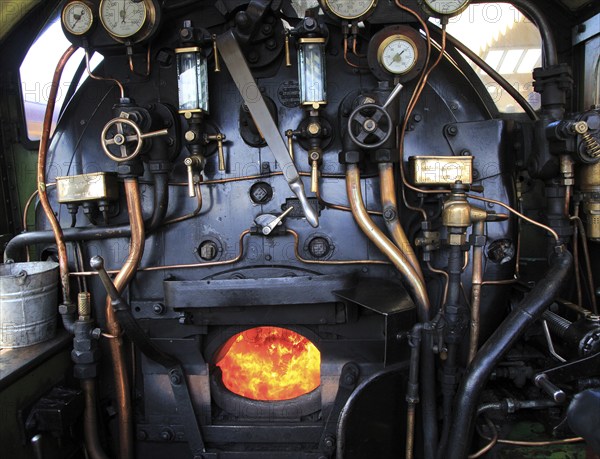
[
  {"x1": 163, "y1": 183, "x2": 202, "y2": 225},
  {"x1": 343, "y1": 35, "x2": 361, "y2": 68},
  {"x1": 573, "y1": 215, "x2": 583, "y2": 307},
  {"x1": 86, "y1": 50, "x2": 125, "y2": 98},
  {"x1": 427, "y1": 262, "x2": 449, "y2": 306},
  {"x1": 467, "y1": 194, "x2": 560, "y2": 242},
  {"x1": 82, "y1": 379, "x2": 110, "y2": 459},
  {"x1": 481, "y1": 278, "x2": 518, "y2": 286},
  {"x1": 106, "y1": 178, "x2": 145, "y2": 459},
  {"x1": 379, "y1": 163, "x2": 424, "y2": 282},
  {"x1": 70, "y1": 229, "x2": 386, "y2": 276},
  {"x1": 570, "y1": 216, "x2": 597, "y2": 313},
  {"x1": 468, "y1": 416, "x2": 498, "y2": 459},
  {"x1": 316, "y1": 188, "x2": 383, "y2": 217},
  {"x1": 405, "y1": 405, "x2": 416, "y2": 459},
  {"x1": 346, "y1": 164, "x2": 431, "y2": 318},
  {"x1": 37, "y1": 45, "x2": 78, "y2": 305},
  {"x1": 287, "y1": 230, "x2": 390, "y2": 266},
  {"x1": 468, "y1": 221, "x2": 485, "y2": 364}
]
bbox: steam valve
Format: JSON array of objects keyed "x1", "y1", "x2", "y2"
[
  {"x1": 184, "y1": 155, "x2": 204, "y2": 197},
  {"x1": 101, "y1": 115, "x2": 168, "y2": 162},
  {"x1": 205, "y1": 133, "x2": 226, "y2": 171}
]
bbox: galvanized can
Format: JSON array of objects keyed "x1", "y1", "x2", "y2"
[{"x1": 0, "y1": 261, "x2": 59, "y2": 348}]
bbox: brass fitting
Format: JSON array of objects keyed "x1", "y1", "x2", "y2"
[
  {"x1": 578, "y1": 162, "x2": 600, "y2": 241},
  {"x1": 78, "y1": 291, "x2": 91, "y2": 320},
  {"x1": 442, "y1": 182, "x2": 487, "y2": 230}
]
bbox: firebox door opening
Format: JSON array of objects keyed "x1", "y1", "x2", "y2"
[{"x1": 213, "y1": 326, "x2": 321, "y2": 402}]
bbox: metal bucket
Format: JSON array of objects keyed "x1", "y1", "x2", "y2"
[{"x1": 0, "y1": 261, "x2": 59, "y2": 348}]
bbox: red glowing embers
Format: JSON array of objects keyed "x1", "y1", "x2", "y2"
[{"x1": 215, "y1": 327, "x2": 321, "y2": 401}]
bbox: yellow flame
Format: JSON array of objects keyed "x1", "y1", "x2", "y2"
[{"x1": 216, "y1": 327, "x2": 321, "y2": 401}]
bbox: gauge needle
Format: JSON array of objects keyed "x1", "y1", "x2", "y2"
[{"x1": 121, "y1": 0, "x2": 126, "y2": 23}]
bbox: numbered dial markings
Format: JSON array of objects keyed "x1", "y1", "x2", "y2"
[
  {"x1": 322, "y1": 0, "x2": 376, "y2": 20},
  {"x1": 422, "y1": 0, "x2": 470, "y2": 16},
  {"x1": 100, "y1": 0, "x2": 147, "y2": 38},
  {"x1": 62, "y1": 1, "x2": 93, "y2": 35},
  {"x1": 378, "y1": 36, "x2": 417, "y2": 75}
]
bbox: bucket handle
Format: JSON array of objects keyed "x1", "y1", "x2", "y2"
[{"x1": 16, "y1": 270, "x2": 28, "y2": 286}]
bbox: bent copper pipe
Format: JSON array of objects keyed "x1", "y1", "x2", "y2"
[
  {"x1": 468, "y1": 221, "x2": 485, "y2": 364},
  {"x1": 346, "y1": 164, "x2": 430, "y2": 316},
  {"x1": 106, "y1": 178, "x2": 146, "y2": 459},
  {"x1": 346, "y1": 164, "x2": 437, "y2": 457},
  {"x1": 379, "y1": 162, "x2": 424, "y2": 283},
  {"x1": 37, "y1": 45, "x2": 78, "y2": 305},
  {"x1": 82, "y1": 379, "x2": 110, "y2": 459}
]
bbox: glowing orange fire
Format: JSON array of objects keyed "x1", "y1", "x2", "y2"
[{"x1": 215, "y1": 327, "x2": 321, "y2": 401}]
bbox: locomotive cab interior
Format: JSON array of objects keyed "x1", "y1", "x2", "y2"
[{"x1": 0, "y1": 0, "x2": 599, "y2": 458}]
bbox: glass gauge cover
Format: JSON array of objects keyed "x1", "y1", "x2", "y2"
[
  {"x1": 378, "y1": 36, "x2": 417, "y2": 75},
  {"x1": 421, "y1": 0, "x2": 470, "y2": 16},
  {"x1": 322, "y1": 0, "x2": 377, "y2": 20},
  {"x1": 62, "y1": 1, "x2": 93, "y2": 36},
  {"x1": 100, "y1": 0, "x2": 147, "y2": 38}
]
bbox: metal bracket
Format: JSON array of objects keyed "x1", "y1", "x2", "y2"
[{"x1": 318, "y1": 362, "x2": 360, "y2": 457}]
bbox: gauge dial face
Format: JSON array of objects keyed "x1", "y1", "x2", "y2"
[
  {"x1": 378, "y1": 35, "x2": 418, "y2": 75},
  {"x1": 100, "y1": 0, "x2": 147, "y2": 38},
  {"x1": 322, "y1": 0, "x2": 377, "y2": 20},
  {"x1": 422, "y1": 0, "x2": 470, "y2": 16},
  {"x1": 62, "y1": 1, "x2": 93, "y2": 35}
]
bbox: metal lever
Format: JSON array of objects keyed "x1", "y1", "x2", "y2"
[
  {"x1": 206, "y1": 133, "x2": 226, "y2": 171},
  {"x1": 382, "y1": 83, "x2": 404, "y2": 110},
  {"x1": 256, "y1": 206, "x2": 294, "y2": 235},
  {"x1": 212, "y1": 34, "x2": 221, "y2": 72},
  {"x1": 311, "y1": 160, "x2": 319, "y2": 193},
  {"x1": 285, "y1": 30, "x2": 292, "y2": 67},
  {"x1": 534, "y1": 373, "x2": 566, "y2": 404},
  {"x1": 285, "y1": 130, "x2": 295, "y2": 160},
  {"x1": 216, "y1": 30, "x2": 318, "y2": 227},
  {"x1": 89, "y1": 256, "x2": 122, "y2": 303},
  {"x1": 184, "y1": 155, "x2": 203, "y2": 197}
]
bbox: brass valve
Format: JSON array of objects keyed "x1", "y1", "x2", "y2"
[
  {"x1": 285, "y1": 129, "x2": 295, "y2": 160},
  {"x1": 443, "y1": 182, "x2": 508, "y2": 245},
  {"x1": 205, "y1": 133, "x2": 226, "y2": 172},
  {"x1": 309, "y1": 149, "x2": 322, "y2": 194},
  {"x1": 184, "y1": 155, "x2": 204, "y2": 197}
]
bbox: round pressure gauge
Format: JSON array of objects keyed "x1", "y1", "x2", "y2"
[
  {"x1": 419, "y1": 0, "x2": 470, "y2": 18},
  {"x1": 99, "y1": 0, "x2": 159, "y2": 42},
  {"x1": 62, "y1": 1, "x2": 94, "y2": 36},
  {"x1": 378, "y1": 35, "x2": 417, "y2": 75},
  {"x1": 319, "y1": 0, "x2": 377, "y2": 21},
  {"x1": 368, "y1": 25, "x2": 426, "y2": 82}
]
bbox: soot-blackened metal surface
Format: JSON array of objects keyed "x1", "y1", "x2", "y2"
[{"x1": 36, "y1": 1, "x2": 515, "y2": 457}]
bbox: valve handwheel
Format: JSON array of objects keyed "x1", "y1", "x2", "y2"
[
  {"x1": 347, "y1": 103, "x2": 393, "y2": 149},
  {"x1": 101, "y1": 116, "x2": 169, "y2": 162}
]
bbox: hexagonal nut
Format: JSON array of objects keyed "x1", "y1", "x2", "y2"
[
  {"x1": 71, "y1": 348, "x2": 100, "y2": 364},
  {"x1": 370, "y1": 149, "x2": 394, "y2": 163},
  {"x1": 59, "y1": 303, "x2": 76, "y2": 315},
  {"x1": 448, "y1": 233, "x2": 467, "y2": 246},
  {"x1": 117, "y1": 162, "x2": 144, "y2": 177},
  {"x1": 74, "y1": 337, "x2": 94, "y2": 351},
  {"x1": 470, "y1": 234, "x2": 487, "y2": 247},
  {"x1": 338, "y1": 150, "x2": 363, "y2": 164},
  {"x1": 74, "y1": 364, "x2": 98, "y2": 380}
]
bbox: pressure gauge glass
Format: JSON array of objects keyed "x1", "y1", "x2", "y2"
[
  {"x1": 378, "y1": 35, "x2": 417, "y2": 75},
  {"x1": 321, "y1": 0, "x2": 377, "y2": 20},
  {"x1": 421, "y1": 0, "x2": 470, "y2": 17},
  {"x1": 100, "y1": 0, "x2": 147, "y2": 38},
  {"x1": 62, "y1": 1, "x2": 93, "y2": 36}
]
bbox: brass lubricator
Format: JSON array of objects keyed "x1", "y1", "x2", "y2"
[{"x1": 286, "y1": 14, "x2": 330, "y2": 195}]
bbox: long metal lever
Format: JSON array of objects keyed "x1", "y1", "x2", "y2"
[
  {"x1": 382, "y1": 83, "x2": 404, "y2": 110},
  {"x1": 90, "y1": 256, "x2": 122, "y2": 302},
  {"x1": 216, "y1": 30, "x2": 319, "y2": 228}
]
